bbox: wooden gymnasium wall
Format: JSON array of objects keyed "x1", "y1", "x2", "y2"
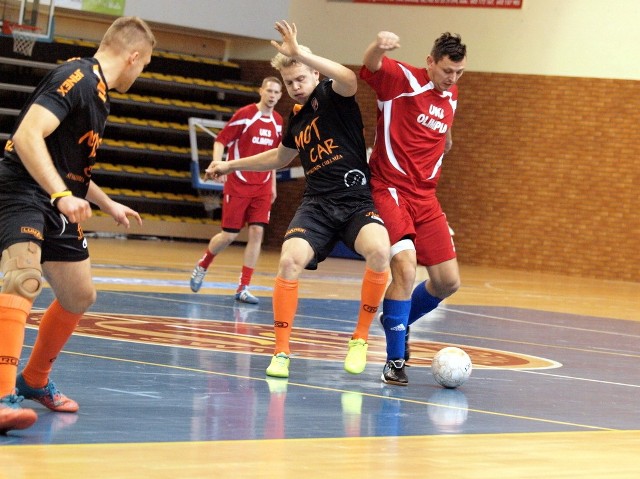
[{"x1": 237, "y1": 61, "x2": 640, "y2": 283}]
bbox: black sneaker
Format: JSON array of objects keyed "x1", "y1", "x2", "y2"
[{"x1": 381, "y1": 359, "x2": 408, "y2": 386}]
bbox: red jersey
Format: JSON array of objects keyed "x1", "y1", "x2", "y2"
[
  {"x1": 216, "y1": 103, "x2": 283, "y2": 197},
  {"x1": 360, "y1": 56, "x2": 459, "y2": 199}
]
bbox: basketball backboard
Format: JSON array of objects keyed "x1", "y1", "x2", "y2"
[{"x1": 1, "y1": 0, "x2": 55, "y2": 41}]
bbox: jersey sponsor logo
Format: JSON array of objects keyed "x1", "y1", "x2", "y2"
[
  {"x1": 20, "y1": 226, "x2": 44, "y2": 240},
  {"x1": 307, "y1": 153, "x2": 343, "y2": 175},
  {"x1": 293, "y1": 117, "x2": 340, "y2": 164},
  {"x1": 252, "y1": 136, "x2": 275, "y2": 146},
  {"x1": 344, "y1": 169, "x2": 366, "y2": 187},
  {"x1": 66, "y1": 172, "x2": 85, "y2": 183},
  {"x1": 78, "y1": 130, "x2": 103, "y2": 158},
  {"x1": 252, "y1": 128, "x2": 276, "y2": 146},
  {"x1": 57, "y1": 68, "x2": 85, "y2": 97},
  {"x1": 93, "y1": 65, "x2": 107, "y2": 102},
  {"x1": 417, "y1": 104, "x2": 448, "y2": 134}
]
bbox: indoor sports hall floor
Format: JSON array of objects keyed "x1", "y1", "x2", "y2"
[{"x1": 1, "y1": 237, "x2": 639, "y2": 478}]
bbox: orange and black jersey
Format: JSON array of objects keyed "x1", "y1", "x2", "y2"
[
  {"x1": 282, "y1": 78, "x2": 370, "y2": 197},
  {"x1": 1, "y1": 57, "x2": 109, "y2": 199}
]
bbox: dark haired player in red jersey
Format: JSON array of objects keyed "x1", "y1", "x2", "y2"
[
  {"x1": 208, "y1": 21, "x2": 390, "y2": 379},
  {"x1": 0, "y1": 17, "x2": 155, "y2": 434},
  {"x1": 361, "y1": 31, "x2": 467, "y2": 386},
  {"x1": 190, "y1": 77, "x2": 284, "y2": 304}
]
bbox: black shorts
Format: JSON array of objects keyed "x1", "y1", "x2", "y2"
[
  {"x1": 0, "y1": 166, "x2": 89, "y2": 263},
  {"x1": 284, "y1": 189, "x2": 383, "y2": 270}
]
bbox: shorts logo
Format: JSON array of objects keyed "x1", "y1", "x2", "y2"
[
  {"x1": 20, "y1": 226, "x2": 44, "y2": 240},
  {"x1": 285, "y1": 227, "x2": 306, "y2": 237},
  {"x1": 366, "y1": 211, "x2": 384, "y2": 224}
]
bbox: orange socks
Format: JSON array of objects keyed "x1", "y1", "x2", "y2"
[
  {"x1": 271, "y1": 268, "x2": 387, "y2": 354},
  {"x1": 0, "y1": 294, "x2": 32, "y2": 397},
  {"x1": 352, "y1": 267, "x2": 389, "y2": 341},
  {"x1": 21, "y1": 299, "x2": 83, "y2": 389},
  {"x1": 271, "y1": 277, "x2": 298, "y2": 355}
]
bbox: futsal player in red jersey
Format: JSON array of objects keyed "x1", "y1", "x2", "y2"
[
  {"x1": 361, "y1": 31, "x2": 467, "y2": 385},
  {"x1": 190, "y1": 77, "x2": 284, "y2": 304},
  {"x1": 208, "y1": 21, "x2": 390, "y2": 379}
]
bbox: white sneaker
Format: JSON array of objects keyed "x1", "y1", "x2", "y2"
[
  {"x1": 190, "y1": 265, "x2": 206, "y2": 292},
  {"x1": 235, "y1": 286, "x2": 259, "y2": 304}
]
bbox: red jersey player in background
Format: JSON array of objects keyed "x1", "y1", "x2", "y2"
[
  {"x1": 190, "y1": 77, "x2": 283, "y2": 304},
  {"x1": 361, "y1": 31, "x2": 467, "y2": 385}
]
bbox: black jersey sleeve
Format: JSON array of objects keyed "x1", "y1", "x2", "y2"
[{"x1": 33, "y1": 60, "x2": 86, "y2": 123}]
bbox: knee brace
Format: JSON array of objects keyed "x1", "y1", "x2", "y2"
[
  {"x1": 1, "y1": 242, "x2": 43, "y2": 300},
  {"x1": 390, "y1": 238, "x2": 415, "y2": 258}
]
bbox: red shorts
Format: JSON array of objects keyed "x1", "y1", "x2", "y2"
[
  {"x1": 221, "y1": 193, "x2": 272, "y2": 232},
  {"x1": 371, "y1": 183, "x2": 456, "y2": 267}
]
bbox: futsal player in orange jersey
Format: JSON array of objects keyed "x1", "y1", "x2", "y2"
[
  {"x1": 208, "y1": 21, "x2": 390, "y2": 379},
  {"x1": 0, "y1": 17, "x2": 155, "y2": 434}
]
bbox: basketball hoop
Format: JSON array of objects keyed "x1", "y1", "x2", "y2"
[{"x1": 4, "y1": 21, "x2": 41, "y2": 57}]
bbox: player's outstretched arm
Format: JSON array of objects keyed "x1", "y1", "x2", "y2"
[
  {"x1": 272, "y1": 20, "x2": 357, "y2": 98},
  {"x1": 205, "y1": 144, "x2": 297, "y2": 180},
  {"x1": 363, "y1": 31, "x2": 401, "y2": 73}
]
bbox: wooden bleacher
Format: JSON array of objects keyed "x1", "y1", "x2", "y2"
[{"x1": 0, "y1": 35, "x2": 260, "y2": 241}]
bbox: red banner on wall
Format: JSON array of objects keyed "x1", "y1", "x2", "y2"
[{"x1": 350, "y1": 0, "x2": 523, "y2": 8}]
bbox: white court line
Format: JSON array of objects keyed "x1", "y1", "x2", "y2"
[
  {"x1": 99, "y1": 388, "x2": 161, "y2": 398},
  {"x1": 504, "y1": 369, "x2": 640, "y2": 388},
  {"x1": 443, "y1": 306, "x2": 640, "y2": 339}
]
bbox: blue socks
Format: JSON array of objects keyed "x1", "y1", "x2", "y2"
[
  {"x1": 381, "y1": 282, "x2": 443, "y2": 360},
  {"x1": 381, "y1": 298, "x2": 411, "y2": 361},
  {"x1": 408, "y1": 280, "x2": 442, "y2": 326}
]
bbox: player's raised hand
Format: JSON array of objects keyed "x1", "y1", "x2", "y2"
[
  {"x1": 271, "y1": 20, "x2": 301, "y2": 58},
  {"x1": 376, "y1": 31, "x2": 401, "y2": 51}
]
